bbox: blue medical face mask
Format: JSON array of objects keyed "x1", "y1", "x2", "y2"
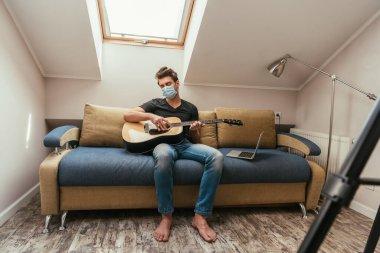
[{"x1": 162, "y1": 86, "x2": 177, "y2": 99}]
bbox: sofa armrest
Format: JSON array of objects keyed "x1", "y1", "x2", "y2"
[
  {"x1": 43, "y1": 125, "x2": 80, "y2": 148},
  {"x1": 277, "y1": 133, "x2": 321, "y2": 156},
  {"x1": 39, "y1": 149, "x2": 72, "y2": 215}
]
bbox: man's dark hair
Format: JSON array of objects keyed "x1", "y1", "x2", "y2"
[{"x1": 155, "y1": 67, "x2": 178, "y2": 83}]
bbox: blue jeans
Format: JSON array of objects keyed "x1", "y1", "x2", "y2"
[{"x1": 152, "y1": 139, "x2": 223, "y2": 216}]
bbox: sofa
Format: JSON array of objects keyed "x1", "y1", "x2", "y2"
[{"x1": 39, "y1": 104, "x2": 325, "y2": 233}]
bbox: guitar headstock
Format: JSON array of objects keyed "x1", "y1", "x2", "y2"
[{"x1": 222, "y1": 119, "x2": 243, "y2": 126}]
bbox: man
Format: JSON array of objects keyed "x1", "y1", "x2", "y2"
[{"x1": 123, "y1": 67, "x2": 223, "y2": 243}]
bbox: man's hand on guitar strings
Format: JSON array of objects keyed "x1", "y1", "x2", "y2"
[{"x1": 151, "y1": 115, "x2": 170, "y2": 131}]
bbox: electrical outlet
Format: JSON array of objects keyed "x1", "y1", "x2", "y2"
[{"x1": 275, "y1": 112, "x2": 282, "y2": 118}]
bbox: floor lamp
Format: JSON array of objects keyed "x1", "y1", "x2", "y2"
[
  {"x1": 267, "y1": 54, "x2": 377, "y2": 177},
  {"x1": 267, "y1": 54, "x2": 380, "y2": 252}
]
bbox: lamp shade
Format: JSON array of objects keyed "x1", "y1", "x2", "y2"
[{"x1": 267, "y1": 56, "x2": 288, "y2": 77}]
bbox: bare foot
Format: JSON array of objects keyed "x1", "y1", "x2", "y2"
[
  {"x1": 191, "y1": 213, "x2": 217, "y2": 242},
  {"x1": 153, "y1": 215, "x2": 172, "y2": 242}
]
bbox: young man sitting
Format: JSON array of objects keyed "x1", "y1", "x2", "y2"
[{"x1": 123, "y1": 67, "x2": 224, "y2": 242}]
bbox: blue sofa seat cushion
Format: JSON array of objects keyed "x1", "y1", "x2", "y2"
[
  {"x1": 58, "y1": 147, "x2": 310, "y2": 186},
  {"x1": 219, "y1": 148, "x2": 310, "y2": 184}
]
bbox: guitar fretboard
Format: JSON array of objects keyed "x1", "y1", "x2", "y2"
[{"x1": 170, "y1": 119, "x2": 224, "y2": 127}]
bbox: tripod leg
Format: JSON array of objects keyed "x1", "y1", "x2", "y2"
[{"x1": 363, "y1": 205, "x2": 380, "y2": 253}]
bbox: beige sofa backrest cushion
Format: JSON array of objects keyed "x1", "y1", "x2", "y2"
[
  {"x1": 79, "y1": 104, "x2": 275, "y2": 149},
  {"x1": 79, "y1": 104, "x2": 129, "y2": 147},
  {"x1": 193, "y1": 111, "x2": 218, "y2": 148},
  {"x1": 215, "y1": 107, "x2": 276, "y2": 148}
]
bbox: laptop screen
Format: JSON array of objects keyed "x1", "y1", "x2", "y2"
[
  {"x1": 226, "y1": 131, "x2": 264, "y2": 160},
  {"x1": 254, "y1": 131, "x2": 264, "y2": 151}
]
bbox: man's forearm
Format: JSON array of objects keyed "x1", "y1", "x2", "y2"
[{"x1": 124, "y1": 111, "x2": 154, "y2": 122}]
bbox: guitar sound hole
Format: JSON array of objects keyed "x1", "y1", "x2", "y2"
[{"x1": 149, "y1": 129, "x2": 169, "y2": 135}]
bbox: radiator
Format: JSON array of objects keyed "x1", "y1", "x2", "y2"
[{"x1": 289, "y1": 128, "x2": 352, "y2": 176}]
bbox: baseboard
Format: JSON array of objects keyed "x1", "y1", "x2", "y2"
[
  {"x1": 0, "y1": 183, "x2": 40, "y2": 226},
  {"x1": 349, "y1": 200, "x2": 377, "y2": 219}
]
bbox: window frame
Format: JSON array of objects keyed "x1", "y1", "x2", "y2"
[{"x1": 97, "y1": 0, "x2": 195, "y2": 47}]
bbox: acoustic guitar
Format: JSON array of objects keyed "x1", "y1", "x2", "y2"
[{"x1": 122, "y1": 117, "x2": 243, "y2": 154}]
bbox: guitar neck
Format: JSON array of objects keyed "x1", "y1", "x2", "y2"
[{"x1": 170, "y1": 119, "x2": 223, "y2": 127}]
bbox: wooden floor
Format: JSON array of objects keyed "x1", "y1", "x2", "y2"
[{"x1": 0, "y1": 194, "x2": 378, "y2": 253}]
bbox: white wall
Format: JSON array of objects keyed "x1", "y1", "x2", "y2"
[
  {"x1": 45, "y1": 42, "x2": 184, "y2": 118},
  {"x1": 0, "y1": 1, "x2": 47, "y2": 224},
  {"x1": 46, "y1": 42, "x2": 297, "y2": 123},
  {"x1": 181, "y1": 85, "x2": 296, "y2": 123},
  {"x1": 296, "y1": 15, "x2": 380, "y2": 217}
]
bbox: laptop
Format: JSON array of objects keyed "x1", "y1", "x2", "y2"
[{"x1": 226, "y1": 131, "x2": 264, "y2": 160}]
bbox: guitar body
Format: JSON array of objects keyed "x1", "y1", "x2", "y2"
[{"x1": 122, "y1": 117, "x2": 184, "y2": 154}]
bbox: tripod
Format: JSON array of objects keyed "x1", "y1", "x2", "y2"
[{"x1": 298, "y1": 98, "x2": 380, "y2": 253}]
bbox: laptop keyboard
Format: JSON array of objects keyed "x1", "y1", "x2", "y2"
[{"x1": 238, "y1": 151, "x2": 254, "y2": 158}]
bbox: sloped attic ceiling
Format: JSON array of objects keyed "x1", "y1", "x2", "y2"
[
  {"x1": 184, "y1": 0, "x2": 380, "y2": 90},
  {"x1": 4, "y1": 0, "x2": 102, "y2": 80},
  {"x1": 4, "y1": 0, "x2": 380, "y2": 88}
]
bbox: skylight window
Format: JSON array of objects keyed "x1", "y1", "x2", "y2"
[{"x1": 98, "y1": 0, "x2": 194, "y2": 46}]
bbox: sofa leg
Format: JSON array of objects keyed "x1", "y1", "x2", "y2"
[
  {"x1": 312, "y1": 207, "x2": 319, "y2": 215},
  {"x1": 298, "y1": 203, "x2": 308, "y2": 219},
  {"x1": 59, "y1": 211, "x2": 68, "y2": 231},
  {"x1": 42, "y1": 215, "x2": 53, "y2": 234}
]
